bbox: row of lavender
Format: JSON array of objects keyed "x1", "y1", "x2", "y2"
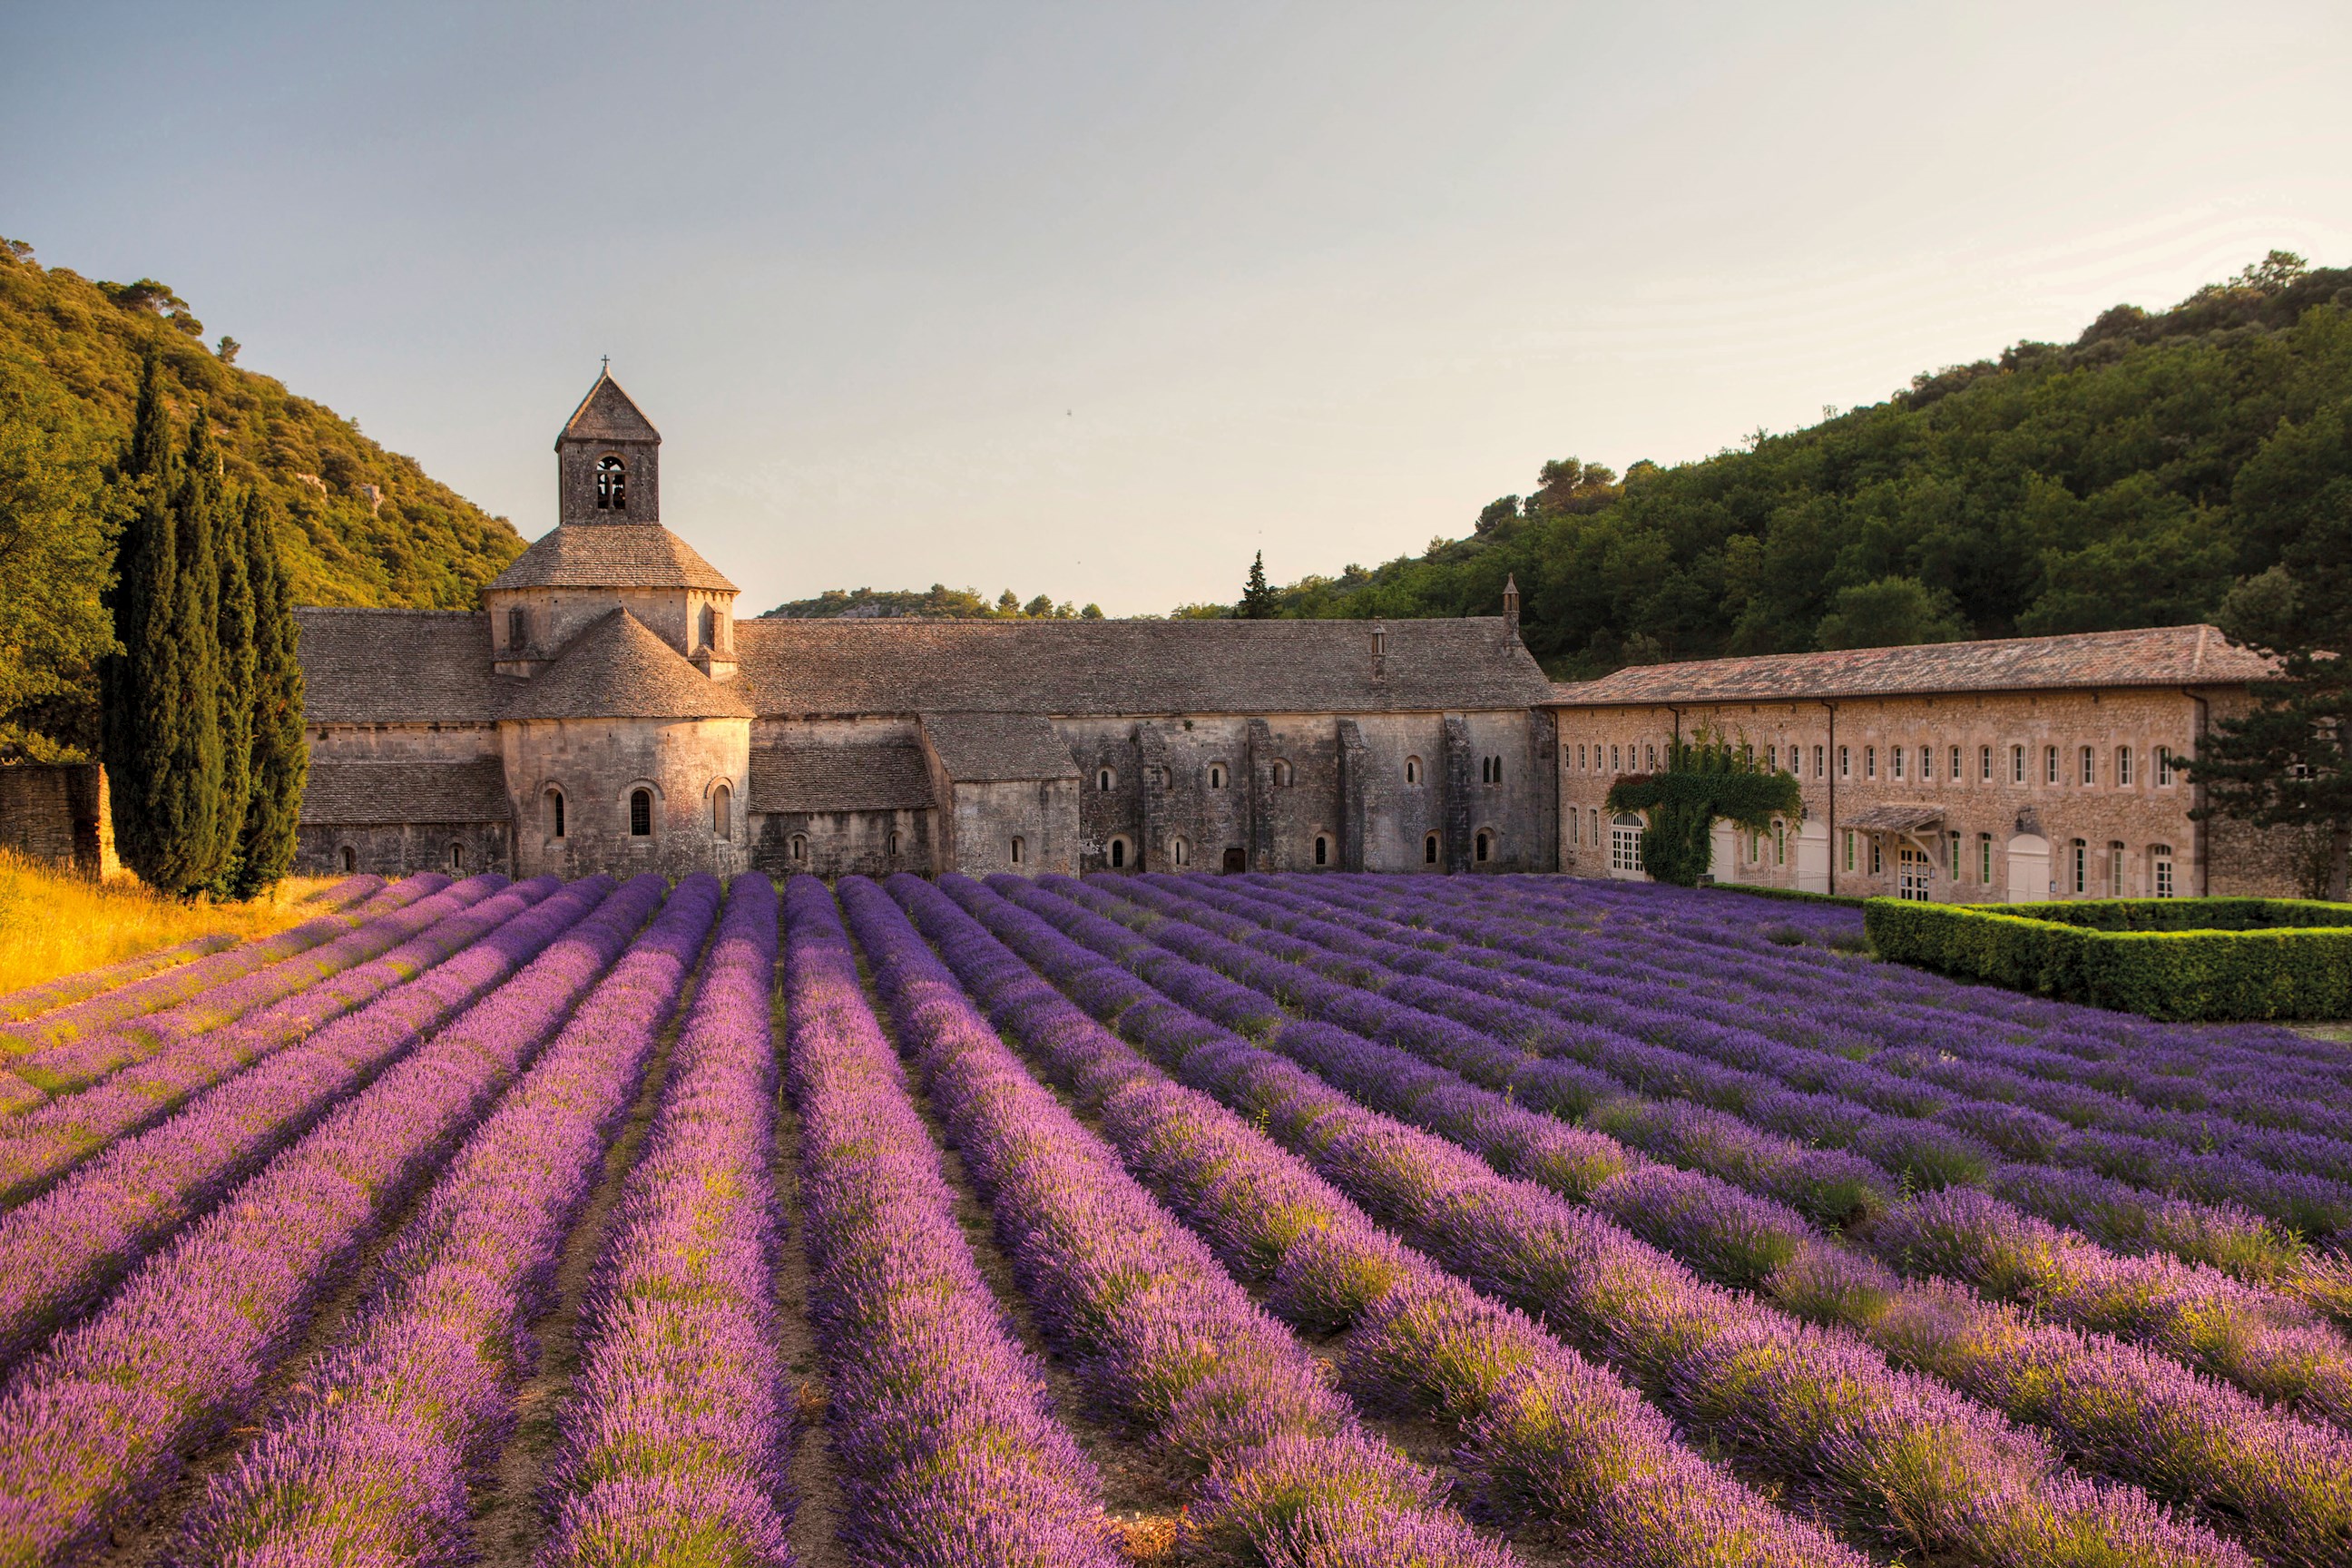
[{"x1": 987, "y1": 871, "x2": 2352, "y2": 1566}]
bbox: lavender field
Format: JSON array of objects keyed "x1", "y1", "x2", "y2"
[{"x1": 1, "y1": 868, "x2": 2349, "y2": 1567}]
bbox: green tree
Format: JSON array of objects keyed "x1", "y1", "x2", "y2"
[
  {"x1": 1240, "y1": 550, "x2": 1276, "y2": 619},
  {"x1": 102, "y1": 360, "x2": 180, "y2": 884},
  {"x1": 1606, "y1": 734, "x2": 1802, "y2": 887},
  {"x1": 0, "y1": 345, "x2": 116, "y2": 759},
  {"x1": 232, "y1": 489, "x2": 306, "y2": 897},
  {"x1": 208, "y1": 485, "x2": 260, "y2": 897},
  {"x1": 2191, "y1": 399, "x2": 2352, "y2": 898},
  {"x1": 142, "y1": 407, "x2": 230, "y2": 893},
  {"x1": 1814, "y1": 575, "x2": 1973, "y2": 650}
]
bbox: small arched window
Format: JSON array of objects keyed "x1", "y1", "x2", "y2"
[
  {"x1": 1097, "y1": 767, "x2": 1116, "y2": 792},
  {"x1": 1271, "y1": 760, "x2": 1293, "y2": 788},
  {"x1": 1109, "y1": 838, "x2": 1127, "y2": 868},
  {"x1": 1404, "y1": 756, "x2": 1422, "y2": 786},
  {"x1": 887, "y1": 829, "x2": 901, "y2": 857},
  {"x1": 1313, "y1": 835, "x2": 1328, "y2": 866},
  {"x1": 508, "y1": 606, "x2": 529, "y2": 651},
  {"x1": 1208, "y1": 763, "x2": 1228, "y2": 789},
  {"x1": 630, "y1": 789, "x2": 653, "y2": 837},
  {"x1": 789, "y1": 833, "x2": 808, "y2": 863},
  {"x1": 450, "y1": 842, "x2": 466, "y2": 870},
  {"x1": 1171, "y1": 836, "x2": 1190, "y2": 867},
  {"x1": 1475, "y1": 830, "x2": 1492, "y2": 863},
  {"x1": 1423, "y1": 832, "x2": 1440, "y2": 865},
  {"x1": 1011, "y1": 836, "x2": 1025, "y2": 865},
  {"x1": 340, "y1": 845, "x2": 358, "y2": 873},
  {"x1": 545, "y1": 788, "x2": 565, "y2": 839},
  {"x1": 596, "y1": 455, "x2": 626, "y2": 510},
  {"x1": 711, "y1": 782, "x2": 732, "y2": 840},
  {"x1": 698, "y1": 604, "x2": 717, "y2": 650}
]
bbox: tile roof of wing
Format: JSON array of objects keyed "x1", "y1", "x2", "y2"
[
  {"x1": 485, "y1": 524, "x2": 738, "y2": 593},
  {"x1": 557, "y1": 371, "x2": 661, "y2": 445},
  {"x1": 1844, "y1": 802, "x2": 1947, "y2": 832},
  {"x1": 750, "y1": 740, "x2": 936, "y2": 812},
  {"x1": 295, "y1": 609, "x2": 508, "y2": 724},
  {"x1": 299, "y1": 758, "x2": 510, "y2": 826},
  {"x1": 733, "y1": 616, "x2": 1552, "y2": 716},
  {"x1": 1547, "y1": 624, "x2": 2276, "y2": 708},
  {"x1": 920, "y1": 713, "x2": 1079, "y2": 781},
  {"x1": 506, "y1": 610, "x2": 756, "y2": 721}
]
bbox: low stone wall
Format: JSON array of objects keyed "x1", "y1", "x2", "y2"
[{"x1": 0, "y1": 763, "x2": 116, "y2": 877}]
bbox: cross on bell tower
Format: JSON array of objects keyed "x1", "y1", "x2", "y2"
[{"x1": 555, "y1": 366, "x2": 662, "y2": 524}]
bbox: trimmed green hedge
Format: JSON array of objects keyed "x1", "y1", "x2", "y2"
[{"x1": 1864, "y1": 897, "x2": 2352, "y2": 1022}]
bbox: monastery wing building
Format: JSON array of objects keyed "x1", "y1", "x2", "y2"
[{"x1": 293, "y1": 373, "x2": 1561, "y2": 880}]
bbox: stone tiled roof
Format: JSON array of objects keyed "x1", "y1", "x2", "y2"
[
  {"x1": 734, "y1": 616, "x2": 1551, "y2": 717},
  {"x1": 300, "y1": 758, "x2": 510, "y2": 826},
  {"x1": 506, "y1": 611, "x2": 756, "y2": 721},
  {"x1": 920, "y1": 713, "x2": 1079, "y2": 781},
  {"x1": 486, "y1": 524, "x2": 738, "y2": 593},
  {"x1": 559, "y1": 372, "x2": 661, "y2": 445},
  {"x1": 294, "y1": 609, "x2": 510, "y2": 724},
  {"x1": 1549, "y1": 625, "x2": 2277, "y2": 708},
  {"x1": 750, "y1": 741, "x2": 935, "y2": 813}
]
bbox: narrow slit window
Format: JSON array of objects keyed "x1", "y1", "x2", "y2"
[
  {"x1": 712, "y1": 783, "x2": 731, "y2": 840},
  {"x1": 630, "y1": 789, "x2": 652, "y2": 837}
]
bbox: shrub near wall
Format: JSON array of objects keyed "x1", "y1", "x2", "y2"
[{"x1": 1865, "y1": 897, "x2": 2352, "y2": 1022}]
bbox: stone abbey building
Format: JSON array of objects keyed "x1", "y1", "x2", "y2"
[{"x1": 294, "y1": 374, "x2": 1560, "y2": 880}]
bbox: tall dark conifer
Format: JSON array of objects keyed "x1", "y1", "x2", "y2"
[
  {"x1": 232, "y1": 490, "x2": 305, "y2": 897},
  {"x1": 101, "y1": 358, "x2": 179, "y2": 883},
  {"x1": 210, "y1": 484, "x2": 258, "y2": 897},
  {"x1": 142, "y1": 408, "x2": 229, "y2": 893}
]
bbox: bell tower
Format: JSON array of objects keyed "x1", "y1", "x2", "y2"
[{"x1": 555, "y1": 365, "x2": 661, "y2": 524}]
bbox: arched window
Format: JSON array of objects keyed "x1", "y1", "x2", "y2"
[
  {"x1": 2116, "y1": 747, "x2": 2134, "y2": 787},
  {"x1": 1171, "y1": 836, "x2": 1190, "y2": 867},
  {"x1": 340, "y1": 844, "x2": 357, "y2": 873},
  {"x1": 698, "y1": 604, "x2": 717, "y2": 650},
  {"x1": 2108, "y1": 839, "x2": 2126, "y2": 897},
  {"x1": 2151, "y1": 844, "x2": 2176, "y2": 897},
  {"x1": 449, "y1": 842, "x2": 466, "y2": 870},
  {"x1": 1208, "y1": 763, "x2": 1228, "y2": 789},
  {"x1": 1610, "y1": 812, "x2": 1645, "y2": 875},
  {"x1": 2071, "y1": 838, "x2": 2088, "y2": 894},
  {"x1": 1475, "y1": 830, "x2": 1491, "y2": 863},
  {"x1": 789, "y1": 833, "x2": 808, "y2": 863},
  {"x1": 545, "y1": 787, "x2": 566, "y2": 838},
  {"x1": 630, "y1": 789, "x2": 653, "y2": 837},
  {"x1": 1271, "y1": 760, "x2": 1293, "y2": 788},
  {"x1": 1404, "y1": 756, "x2": 1422, "y2": 786},
  {"x1": 1423, "y1": 832, "x2": 1440, "y2": 866},
  {"x1": 887, "y1": 829, "x2": 901, "y2": 857},
  {"x1": 1011, "y1": 836, "x2": 1025, "y2": 865},
  {"x1": 507, "y1": 606, "x2": 529, "y2": 650},
  {"x1": 1097, "y1": 767, "x2": 1116, "y2": 792},
  {"x1": 1313, "y1": 835, "x2": 1328, "y2": 866},
  {"x1": 596, "y1": 455, "x2": 626, "y2": 510},
  {"x1": 711, "y1": 782, "x2": 732, "y2": 840},
  {"x1": 1109, "y1": 837, "x2": 1127, "y2": 868}
]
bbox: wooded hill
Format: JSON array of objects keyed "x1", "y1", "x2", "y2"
[
  {"x1": 0, "y1": 237, "x2": 524, "y2": 757},
  {"x1": 1238, "y1": 252, "x2": 2352, "y2": 681}
]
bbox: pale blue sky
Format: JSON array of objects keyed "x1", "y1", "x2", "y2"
[{"x1": 5, "y1": 2, "x2": 2349, "y2": 614}]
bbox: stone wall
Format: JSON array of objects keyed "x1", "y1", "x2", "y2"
[
  {"x1": 307, "y1": 722, "x2": 501, "y2": 763},
  {"x1": 0, "y1": 763, "x2": 115, "y2": 877},
  {"x1": 298, "y1": 820, "x2": 510, "y2": 879},
  {"x1": 750, "y1": 808, "x2": 934, "y2": 878},
  {"x1": 1549, "y1": 686, "x2": 2304, "y2": 900},
  {"x1": 952, "y1": 778, "x2": 1080, "y2": 876},
  {"x1": 485, "y1": 585, "x2": 739, "y2": 675}
]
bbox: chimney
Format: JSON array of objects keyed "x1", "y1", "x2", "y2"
[
  {"x1": 1502, "y1": 574, "x2": 1520, "y2": 640},
  {"x1": 1371, "y1": 622, "x2": 1387, "y2": 679}
]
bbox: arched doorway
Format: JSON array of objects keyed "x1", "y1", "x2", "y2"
[{"x1": 1608, "y1": 813, "x2": 1646, "y2": 879}]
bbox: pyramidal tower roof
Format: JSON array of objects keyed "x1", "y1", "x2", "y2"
[
  {"x1": 508, "y1": 609, "x2": 753, "y2": 720},
  {"x1": 556, "y1": 369, "x2": 661, "y2": 448}
]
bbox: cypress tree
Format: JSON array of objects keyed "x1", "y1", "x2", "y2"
[
  {"x1": 1240, "y1": 550, "x2": 1276, "y2": 619},
  {"x1": 101, "y1": 358, "x2": 179, "y2": 884},
  {"x1": 209, "y1": 485, "x2": 259, "y2": 897},
  {"x1": 231, "y1": 490, "x2": 306, "y2": 897},
  {"x1": 141, "y1": 409, "x2": 228, "y2": 894}
]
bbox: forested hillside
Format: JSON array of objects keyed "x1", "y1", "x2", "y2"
[
  {"x1": 763, "y1": 583, "x2": 1103, "y2": 619},
  {"x1": 1241, "y1": 252, "x2": 2352, "y2": 679},
  {"x1": 0, "y1": 236, "x2": 524, "y2": 757}
]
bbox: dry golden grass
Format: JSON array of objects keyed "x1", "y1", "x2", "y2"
[{"x1": 0, "y1": 850, "x2": 337, "y2": 996}]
